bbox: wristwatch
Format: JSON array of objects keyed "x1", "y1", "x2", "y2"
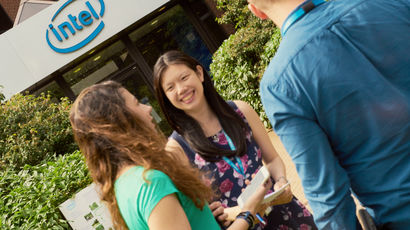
[{"x1": 236, "y1": 211, "x2": 255, "y2": 229}]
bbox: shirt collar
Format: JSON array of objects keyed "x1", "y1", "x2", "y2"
[{"x1": 281, "y1": 0, "x2": 327, "y2": 37}]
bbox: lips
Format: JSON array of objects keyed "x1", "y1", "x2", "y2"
[{"x1": 180, "y1": 90, "x2": 195, "y2": 104}]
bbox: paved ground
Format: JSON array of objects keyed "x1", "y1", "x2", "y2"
[{"x1": 267, "y1": 131, "x2": 313, "y2": 212}]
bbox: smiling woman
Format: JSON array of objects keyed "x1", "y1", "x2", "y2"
[
  {"x1": 153, "y1": 50, "x2": 318, "y2": 229},
  {"x1": 160, "y1": 64, "x2": 206, "y2": 114}
]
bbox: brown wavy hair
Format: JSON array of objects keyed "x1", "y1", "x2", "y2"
[{"x1": 70, "y1": 81, "x2": 213, "y2": 230}]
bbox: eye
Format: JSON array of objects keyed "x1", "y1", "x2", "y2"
[
  {"x1": 166, "y1": 85, "x2": 174, "y2": 91},
  {"x1": 181, "y1": 75, "x2": 188, "y2": 80}
]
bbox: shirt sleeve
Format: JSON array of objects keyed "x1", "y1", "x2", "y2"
[
  {"x1": 260, "y1": 79, "x2": 358, "y2": 230},
  {"x1": 137, "y1": 170, "x2": 180, "y2": 223}
]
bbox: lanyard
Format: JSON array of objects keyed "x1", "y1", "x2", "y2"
[
  {"x1": 222, "y1": 130, "x2": 245, "y2": 177},
  {"x1": 281, "y1": 0, "x2": 326, "y2": 36}
]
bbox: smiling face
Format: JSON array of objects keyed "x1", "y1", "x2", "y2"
[
  {"x1": 160, "y1": 64, "x2": 206, "y2": 113},
  {"x1": 120, "y1": 88, "x2": 155, "y2": 131}
]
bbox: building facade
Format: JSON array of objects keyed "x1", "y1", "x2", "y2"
[{"x1": 0, "y1": 0, "x2": 231, "y2": 134}]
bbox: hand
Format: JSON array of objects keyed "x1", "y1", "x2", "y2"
[
  {"x1": 268, "y1": 177, "x2": 293, "y2": 206},
  {"x1": 242, "y1": 179, "x2": 273, "y2": 215},
  {"x1": 209, "y1": 201, "x2": 231, "y2": 227}
]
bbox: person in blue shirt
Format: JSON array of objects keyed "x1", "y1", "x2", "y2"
[{"x1": 247, "y1": 0, "x2": 410, "y2": 229}]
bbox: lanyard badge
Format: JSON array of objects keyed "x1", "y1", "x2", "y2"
[{"x1": 222, "y1": 130, "x2": 246, "y2": 177}]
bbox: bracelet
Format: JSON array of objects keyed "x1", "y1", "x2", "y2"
[
  {"x1": 275, "y1": 176, "x2": 288, "y2": 183},
  {"x1": 236, "y1": 211, "x2": 255, "y2": 229}
]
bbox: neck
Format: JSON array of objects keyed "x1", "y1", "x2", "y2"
[
  {"x1": 185, "y1": 101, "x2": 221, "y2": 136},
  {"x1": 116, "y1": 164, "x2": 135, "y2": 180},
  {"x1": 265, "y1": 0, "x2": 305, "y2": 28}
]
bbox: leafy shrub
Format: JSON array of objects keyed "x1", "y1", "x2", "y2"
[
  {"x1": 215, "y1": 0, "x2": 253, "y2": 29},
  {"x1": 211, "y1": 0, "x2": 283, "y2": 128},
  {"x1": 0, "y1": 86, "x2": 5, "y2": 103},
  {"x1": 210, "y1": 19, "x2": 281, "y2": 127},
  {"x1": 0, "y1": 93, "x2": 77, "y2": 170},
  {"x1": 0, "y1": 150, "x2": 92, "y2": 230}
]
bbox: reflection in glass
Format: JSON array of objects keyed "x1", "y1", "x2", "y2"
[
  {"x1": 129, "y1": 5, "x2": 212, "y2": 72},
  {"x1": 116, "y1": 68, "x2": 172, "y2": 136},
  {"x1": 33, "y1": 81, "x2": 65, "y2": 102},
  {"x1": 63, "y1": 41, "x2": 133, "y2": 95}
]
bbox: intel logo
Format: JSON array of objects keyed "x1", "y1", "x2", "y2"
[{"x1": 46, "y1": 0, "x2": 105, "y2": 53}]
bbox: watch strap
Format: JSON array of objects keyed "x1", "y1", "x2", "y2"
[{"x1": 236, "y1": 211, "x2": 255, "y2": 229}]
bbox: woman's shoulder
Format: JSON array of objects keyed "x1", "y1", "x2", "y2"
[
  {"x1": 168, "y1": 131, "x2": 197, "y2": 160},
  {"x1": 231, "y1": 100, "x2": 253, "y2": 115},
  {"x1": 228, "y1": 100, "x2": 254, "y2": 121},
  {"x1": 116, "y1": 166, "x2": 171, "y2": 187},
  {"x1": 145, "y1": 168, "x2": 171, "y2": 182}
]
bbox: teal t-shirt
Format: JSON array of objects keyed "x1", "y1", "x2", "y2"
[{"x1": 114, "y1": 166, "x2": 220, "y2": 230}]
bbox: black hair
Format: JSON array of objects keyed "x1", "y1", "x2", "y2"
[{"x1": 153, "y1": 50, "x2": 248, "y2": 162}]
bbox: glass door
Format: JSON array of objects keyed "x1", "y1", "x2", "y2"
[
  {"x1": 128, "y1": 5, "x2": 213, "y2": 72},
  {"x1": 112, "y1": 66, "x2": 172, "y2": 136}
]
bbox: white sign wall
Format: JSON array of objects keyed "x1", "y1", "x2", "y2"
[{"x1": 0, "y1": 0, "x2": 168, "y2": 99}]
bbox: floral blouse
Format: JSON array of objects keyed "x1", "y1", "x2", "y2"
[{"x1": 170, "y1": 101, "x2": 317, "y2": 230}]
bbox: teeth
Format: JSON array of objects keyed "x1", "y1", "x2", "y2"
[{"x1": 182, "y1": 92, "x2": 193, "y2": 102}]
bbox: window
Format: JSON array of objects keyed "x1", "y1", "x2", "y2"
[
  {"x1": 62, "y1": 41, "x2": 131, "y2": 95},
  {"x1": 129, "y1": 5, "x2": 212, "y2": 71}
]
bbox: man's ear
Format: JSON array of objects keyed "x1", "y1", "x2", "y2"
[
  {"x1": 196, "y1": 65, "x2": 204, "y2": 82},
  {"x1": 248, "y1": 3, "x2": 269, "y2": 20}
]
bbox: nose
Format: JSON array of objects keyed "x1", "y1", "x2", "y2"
[{"x1": 176, "y1": 83, "x2": 188, "y2": 96}]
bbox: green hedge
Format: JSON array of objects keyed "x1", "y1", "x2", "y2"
[
  {"x1": 0, "y1": 86, "x2": 5, "y2": 102},
  {"x1": 215, "y1": 0, "x2": 254, "y2": 29},
  {"x1": 211, "y1": 0, "x2": 282, "y2": 128},
  {"x1": 210, "y1": 20, "x2": 281, "y2": 128},
  {"x1": 0, "y1": 93, "x2": 77, "y2": 170},
  {"x1": 0, "y1": 150, "x2": 92, "y2": 230}
]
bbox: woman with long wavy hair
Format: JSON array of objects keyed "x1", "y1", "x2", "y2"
[{"x1": 70, "y1": 80, "x2": 271, "y2": 230}]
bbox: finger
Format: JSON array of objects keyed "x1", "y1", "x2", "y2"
[
  {"x1": 217, "y1": 212, "x2": 228, "y2": 222},
  {"x1": 253, "y1": 179, "x2": 272, "y2": 198},
  {"x1": 273, "y1": 181, "x2": 284, "y2": 190},
  {"x1": 212, "y1": 206, "x2": 224, "y2": 216},
  {"x1": 223, "y1": 220, "x2": 232, "y2": 227},
  {"x1": 209, "y1": 201, "x2": 221, "y2": 210},
  {"x1": 245, "y1": 179, "x2": 250, "y2": 185},
  {"x1": 263, "y1": 178, "x2": 273, "y2": 189}
]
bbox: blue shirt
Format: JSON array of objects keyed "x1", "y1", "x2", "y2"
[{"x1": 260, "y1": 0, "x2": 410, "y2": 229}]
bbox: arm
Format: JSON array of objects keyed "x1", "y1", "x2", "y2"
[
  {"x1": 166, "y1": 138, "x2": 231, "y2": 226},
  {"x1": 261, "y1": 86, "x2": 358, "y2": 229},
  {"x1": 149, "y1": 178, "x2": 273, "y2": 230},
  {"x1": 148, "y1": 194, "x2": 191, "y2": 230},
  {"x1": 166, "y1": 138, "x2": 191, "y2": 166},
  {"x1": 234, "y1": 100, "x2": 292, "y2": 205}
]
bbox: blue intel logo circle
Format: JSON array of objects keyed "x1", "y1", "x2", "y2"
[{"x1": 46, "y1": 0, "x2": 105, "y2": 53}]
